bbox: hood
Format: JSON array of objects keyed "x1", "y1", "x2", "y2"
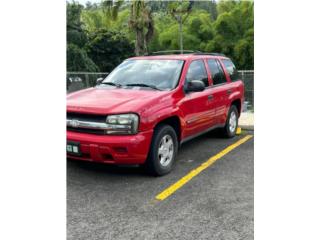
[{"x1": 67, "y1": 87, "x2": 171, "y2": 115}]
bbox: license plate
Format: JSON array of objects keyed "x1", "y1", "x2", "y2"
[{"x1": 67, "y1": 142, "x2": 81, "y2": 155}]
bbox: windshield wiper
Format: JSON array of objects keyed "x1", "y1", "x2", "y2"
[
  {"x1": 124, "y1": 83, "x2": 161, "y2": 91},
  {"x1": 100, "y1": 82, "x2": 122, "y2": 87}
]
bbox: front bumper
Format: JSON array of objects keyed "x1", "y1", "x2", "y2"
[{"x1": 67, "y1": 129, "x2": 153, "y2": 164}]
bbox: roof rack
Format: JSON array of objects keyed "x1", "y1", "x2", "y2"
[
  {"x1": 150, "y1": 50, "x2": 226, "y2": 57},
  {"x1": 192, "y1": 52, "x2": 226, "y2": 57},
  {"x1": 150, "y1": 50, "x2": 201, "y2": 55}
]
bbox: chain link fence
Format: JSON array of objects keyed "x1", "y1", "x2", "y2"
[
  {"x1": 67, "y1": 72, "x2": 109, "y2": 93},
  {"x1": 238, "y1": 70, "x2": 254, "y2": 110},
  {"x1": 67, "y1": 70, "x2": 254, "y2": 110}
]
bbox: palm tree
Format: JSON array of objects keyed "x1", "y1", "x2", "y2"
[
  {"x1": 102, "y1": 0, "x2": 154, "y2": 56},
  {"x1": 129, "y1": 1, "x2": 154, "y2": 56}
]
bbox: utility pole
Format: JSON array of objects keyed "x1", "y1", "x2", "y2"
[
  {"x1": 178, "y1": 15, "x2": 183, "y2": 54},
  {"x1": 169, "y1": 0, "x2": 193, "y2": 54},
  {"x1": 179, "y1": 0, "x2": 183, "y2": 54}
]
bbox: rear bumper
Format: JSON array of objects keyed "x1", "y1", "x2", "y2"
[{"x1": 67, "y1": 129, "x2": 153, "y2": 164}]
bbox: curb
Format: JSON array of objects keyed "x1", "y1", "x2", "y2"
[{"x1": 239, "y1": 125, "x2": 254, "y2": 131}]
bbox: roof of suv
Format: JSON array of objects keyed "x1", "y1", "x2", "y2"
[{"x1": 129, "y1": 54, "x2": 229, "y2": 61}]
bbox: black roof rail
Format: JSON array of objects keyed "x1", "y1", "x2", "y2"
[
  {"x1": 192, "y1": 52, "x2": 226, "y2": 57},
  {"x1": 150, "y1": 50, "x2": 201, "y2": 55},
  {"x1": 149, "y1": 50, "x2": 226, "y2": 57}
]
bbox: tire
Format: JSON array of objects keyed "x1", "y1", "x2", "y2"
[
  {"x1": 223, "y1": 105, "x2": 239, "y2": 138},
  {"x1": 144, "y1": 124, "x2": 178, "y2": 176}
]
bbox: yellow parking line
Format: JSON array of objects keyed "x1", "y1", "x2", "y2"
[{"x1": 155, "y1": 135, "x2": 253, "y2": 201}]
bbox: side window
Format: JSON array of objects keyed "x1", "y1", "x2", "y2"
[
  {"x1": 221, "y1": 59, "x2": 239, "y2": 81},
  {"x1": 185, "y1": 60, "x2": 209, "y2": 87},
  {"x1": 207, "y1": 59, "x2": 227, "y2": 85}
]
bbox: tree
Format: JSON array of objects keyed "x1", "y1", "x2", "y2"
[
  {"x1": 205, "y1": 0, "x2": 254, "y2": 69},
  {"x1": 67, "y1": 44, "x2": 99, "y2": 72},
  {"x1": 67, "y1": 0, "x2": 254, "y2": 71},
  {"x1": 129, "y1": 1, "x2": 154, "y2": 55},
  {"x1": 193, "y1": 0, "x2": 217, "y2": 20},
  {"x1": 86, "y1": 29, "x2": 134, "y2": 72},
  {"x1": 102, "y1": 0, "x2": 154, "y2": 56},
  {"x1": 67, "y1": 2, "x2": 87, "y2": 47},
  {"x1": 67, "y1": 2, "x2": 99, "y2": 71},
  {"x1": 154, "y1": 9, "x2": 212, "y2": 52}
]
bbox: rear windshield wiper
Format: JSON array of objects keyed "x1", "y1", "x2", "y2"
[
  {"x1": 124, "y1": 83, "x2": 161, "y2": 91},
  {"x1": 100, "y1": 82, "x2": 122, "y2": 87}
]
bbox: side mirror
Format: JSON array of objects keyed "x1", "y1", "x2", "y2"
[
  {"x1": 96, "y1": 77, "x2": 104, "y2": 85},
  {"x1": 185, "y1": 80, "x2": 205, "y2": 92}
]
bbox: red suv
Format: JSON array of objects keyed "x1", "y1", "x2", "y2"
[{"x1": 67, "y1": 53, "x2": 244, "y2": 176}]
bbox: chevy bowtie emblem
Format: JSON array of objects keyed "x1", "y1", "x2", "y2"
[{"x1": 70, "y1": 119, "x2": 80, "y2": 128}]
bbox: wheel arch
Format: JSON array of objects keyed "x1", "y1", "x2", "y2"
[
  {"x1": 153, "y1": 115, "x2": 182, "y2": 143},
  {"x1": 230, "y1": 98, "x2": 242, "y2": 117}
]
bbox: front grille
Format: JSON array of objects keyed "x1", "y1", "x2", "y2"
[
  {"x1": 67, "y1": 126, "x2": 106, "y2": 135},
  {"x1": 67, "y1": 112, "x2": 106, "y2": 123},
  {"x1": 67, "y1": 112, "x2": 107, "y2": 134}
]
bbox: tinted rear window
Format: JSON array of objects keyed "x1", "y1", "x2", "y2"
[
  {"x1": 221, "y1": 59, "x2": 239, "y2": 82},
  {"x1": 207, "y1": 59, "x2": 227, "y2": 85}
]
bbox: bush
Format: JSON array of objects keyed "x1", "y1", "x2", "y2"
[
  {"x1": 67, "y1": 44, "x2": 99, "y2": 72},
  {"x1": 86, "y1": 30, "x2": 134, "y2": 72}
]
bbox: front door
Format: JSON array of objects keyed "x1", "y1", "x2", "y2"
[{"x1": 179, "y1": 60, "x2": 215, "y2": 138}]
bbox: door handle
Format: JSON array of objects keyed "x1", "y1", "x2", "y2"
[
  {"x1": 208, "y1": 95, "x2": 214, "y2": 100},
  {"x1": 227, "y1": 89, "x2": 232, "y2": 95}
]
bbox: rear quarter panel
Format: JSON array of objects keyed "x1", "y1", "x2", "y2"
[
  {"x1": 218, "y1": 57, "x2": 245, "y2": 122},
  {"x1": 228, "y1": 80, "x2": 245, "y2": 113}
]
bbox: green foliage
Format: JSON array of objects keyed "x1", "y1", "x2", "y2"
[
  {"x1": 67, "y1": 2, "x2": 83, "y2": 29},
  {"x1": 234, "y1": 28, "x2": 254, "y2": 69},
  {"x1": 98, "y1": 0, "x2": 154, "y2": 56},
  {"x1": 153, "y1": 9, "x2": 214, "y2": 52},
  {"x1": 66, "y1": 2, "x2": 133, "y2": 72},
  {"x1": 67, "y1": 29, "x2": 87, "y2": 48},
  {"x1": 82, "y1": 8, "x2": 131, "y2": 35},
  {"x1": 193, "y1": 0, "x2": 218, "y2": 20},
  {"x1": 128, "y1": 0, "x2": 154, "y2": 55},
  {"x1": 217, "y1": 0, "x2": 237, "y2": 15},
  {"x1": 101, "y1": 0, "x2": 125, "y2": 20},
  {"x1": 167, "y1": 0, "x2": 193, "y2": 15},
  {"x1": 206, "y1": 1, "x2": 254, "y2": 69},
  {"x1": 67, "y1": 2, "x2": 87, "y2": 47},
  {"x1": 86, "y1": 30, "x2": 134, "y2": 72},
  {"x1": 67, "y1": 2, "x2": 99, "y2": 71},
  {"x1": 67, "y1": 44, "x2": 99, "y2": 72},
  {"x1": 81, "y1": 8, "x2": 111, "y2": 32},
  {"x1": 67, "y1": 0, "x2": 254, "y2": 70}
]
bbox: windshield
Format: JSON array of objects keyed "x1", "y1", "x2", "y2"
[{"x1": 102, "y1": 59, "x2": 184, "y2": 90}]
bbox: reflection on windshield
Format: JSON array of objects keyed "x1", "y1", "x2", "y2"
[{"x1": 102, "y1": 59, "x2": 184, "y2": 90}]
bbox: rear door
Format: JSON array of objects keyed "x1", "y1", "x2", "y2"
[
  {"x1": 179, "y1": 59, "x2": 215, "y2": 138},
  {"x1": 207, "y1": 58, "x2": 230, "y2": 125}
]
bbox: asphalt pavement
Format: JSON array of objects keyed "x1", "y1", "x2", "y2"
[{"x1": 67, "y1": 130, "x2": 254, "y2": 240}]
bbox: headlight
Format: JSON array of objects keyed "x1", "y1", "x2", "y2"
[{"x1": 105, "y1": 113, "x2": 139, "y2": 135}]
